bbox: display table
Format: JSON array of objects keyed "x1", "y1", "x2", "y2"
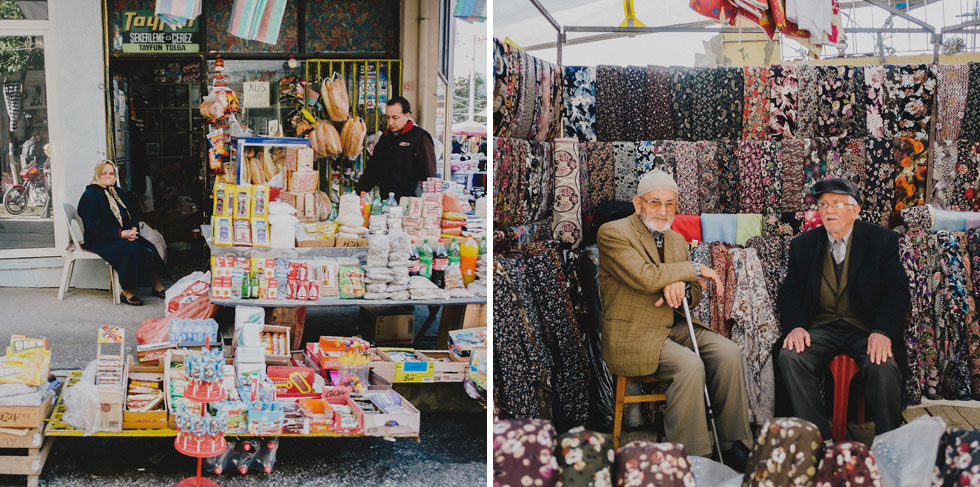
[{"x1": 201, "y1": 226, "x2": 487, "y2": 348}]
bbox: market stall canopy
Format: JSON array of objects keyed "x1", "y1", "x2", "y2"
[{"x1": 452, "y1": 120, "x2": 486, "y2": 137}]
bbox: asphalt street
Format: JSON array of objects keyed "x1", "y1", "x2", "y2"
[{"x1": 0, "y1": 287, "x2": 488, "y2": 486}]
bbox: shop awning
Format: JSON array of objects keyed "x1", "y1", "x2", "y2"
[{"x1": 452, "y1": 120, "x2": 486, "y2": 137}]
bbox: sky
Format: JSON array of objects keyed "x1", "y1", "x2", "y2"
[{"x1": 493, "y1": 0, "x2": 980, "y2": 66}]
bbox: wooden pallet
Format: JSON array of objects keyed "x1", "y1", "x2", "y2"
[
  {"x1": 0, "y1": 398, "x2": 55, "y2": 487},
  {"x1": 902, "y1": 405, "x2": 980, "y2": 430}
]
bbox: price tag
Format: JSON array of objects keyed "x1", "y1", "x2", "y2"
[{"x1": 243, "y1": 81, "x2": 269, "y2": 108}]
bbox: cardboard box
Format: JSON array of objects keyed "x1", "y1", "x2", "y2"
[
  {"x1": 234, "y1": 359, "x2": 266, "y2": 379},
  {"x1": 297, "y1": 148, "x2": 314, "y2": 171},
  {"x1": 247, "y1": 405, "x2": 284, "y2": 435},
  {"x1": 289, "y1": 171, "x2": 318, "y2": 193},
  {"x1": 335, "y1": 237, "x2": 369, "y2": 247},
  {"x1": 296, "y1": 237, "x2": 335, "y2": 247},
  {"x1": 123, "y1": 371, "x2": 167, "y2": 430},
  {"x1": 374, "y1": 348, "x2": 464, "y2": 383},
  {"x1": 462, "y1": 304, "x2": 487, "y2": 328},
  {"x1": 322, "y1": 394, "x2": 363, "y2": 434},
  {"x1": 360, "y1": 392, "x2": 420, "y2": 437},
  {"x1": 448, "y1": 327, "x2": 486, "y2": 361},
  {"x1": 235, "y1": 346, "x2": 266, "y2": 363},
  {"x1": 233, "y1": 324, "x2": 291, "y2": 366},
  {"x1": 97, "y1": 360, "x2": 128, "y2": 432},
  {"x1": 164, "y1": 350, "x2": 204, "y2": 430},
  {"x1": 360, "y1": 307, "x2": 415, "y2": 346},
  {"x1": 0, "y1": 393, "x2": 52, "y2": 429},
  {"x1": 0, "y1": 425, "x2": 45, "y2": 448}
]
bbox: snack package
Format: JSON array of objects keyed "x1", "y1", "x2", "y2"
[
  {"x1": 251, "y1": 218, "x2": 270, "y2": 247},
  {"x1": 297, "y1": 147, "x2": 315, "y2": 171},
  {"x1": 338, "y1": 266, "x2": 366, "y2": 299},
  {"x1": 213, "y1": 183, "x2": 233, "y2": 217},
  {"x1": 213, "y1": 217, "x2": 233, "y2": 246},
  {"x1": 251, "y1": 185, "x2": 270, "y2": 218},
  {"x1": 315, "y1": 258, "x2": 340, "y2": 297},
  {"x1": 233, "y1": 219, "x2": 252, "y2": 246},
  {"x1": 234, "y1": 185, "x2": 252, "y2": 219}
]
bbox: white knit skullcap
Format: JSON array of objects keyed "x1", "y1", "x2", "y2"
[{"x1": 636, "y1": 169, "x2": 679, "y2": 197}]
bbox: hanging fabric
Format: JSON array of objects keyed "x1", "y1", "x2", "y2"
[
  {"x1": 693, "y1": 67, "x2": 743, "y2": 141},
  {"x1": 932, "y1": 140, "x2": 959, "y2": 210},
  {"x1": 936, "y1": 64, "x2": 969, "y2": 141},
  {"x1": 613, "y1": 142, "x2": 637, "y2": 202},
  {"x1": 801, "y1": 138, "x2": 827, "y2": 210},
  {"x1": 738, "y1": 140, "x2": 765, "y2": 214},
  {"x1": 670, "y1": 67, "x2": 697, "y2": 141},
  {"x1": 702, "y1": 215, "x2": 738, "y2": 246},
  {"x1": 2, "y1": 81, "x2": 21, "y2": 132},
  {"x1": 674, "y1": 141, "x2": 700, "y2": 215},
  {"x1": 595, "y1": 65, "x2": 627, "y2": 142},
  {"x1": 961, "y1": 62, "x2": 980, "y2": 142},
  {"x1": 527, "y1": 141, "x2": 553, "y2": 224},
  {"x1": 735, "y1": 214, "x2": 763, "y2": 246},
  {"x1": 623, "y1": 66, "x2": 648, "y2": 142},
  {"x1": 953, "y1": 140, "x2": 980, "y2": 212},
  {"x1": 864, "y1": 65, "x2": 886, "y2": 138},
  {"x1": 768, "y1": 64, "x2": 798, "y2": 139},
  {"x1": 892, "y1": 136, "x2": 928, "y2": 212},
  {"x1": 578, "y1": 142, "x2": 593, "y2": 229},
  {"x1": 759, "y1": 140, "x2": 783, "y2": 214},
  {"x1": 777, "y1": 139, "x2": 805, "y2": 212},
  {"x1": 841, "y1": 138, "x2": 867, "y2": 188},
  {"x1": 546, "y1": 60, "x2": 565, "y2": 141},
  {"x1": 762, "y1": 211, "x2": 802, "y2": 239},
  {"x1": 155, "y1": 0, "x2": 202, "y2": 29},
  {"x1": 716, "y1": 140, "x2": 740, "y2": 214},
  {"x1": 863, "y1": 137, "x2": 897, "y2": 226},
  {"x1": 709, "y1": 241, "x2": 737, "y2": 337},
  {"x1": 634, "y1": 140, "x2": 675, "y2": 179},
  {"x1": 813, "y1": 65, "x2": 858, "y2": 138},
  {"x1": 795, "y1": 65, "x2": 820, "y2": 138},
  {"x1": 933, "y1": 230, "x2": 974, "y2": 400},
  {"x1": 742, "y1": 66, "x2": 770, "y2": 140},
  {"x1": 527, "y1": 57, "x2": 547, "y2": 142},
  {"x1": 696, "y1": 140, "x2": 719, "y2": 213},
  {"x1": 690, "y1": 242, "x2": 713, "y2": 327},
  {"x1": 492, "y1": 263, "x2": 547, "y2": 419},
  {"x1": 585, "y1": 142, "x2": 616, "y2": 207},
  {"x1": 899, "y1": 230, "x2": 931, "y2": 405},
  {"x1": 730, "y1": 247, "x2": 780, "y2": 424},
  {"x1": 562, "y1": 66, "x2": 597, "y2": 143},
  {"x1": 883, "y1": 64, "x2": 936, "y2": 140},
  {"x1": 645, "y1": 65, "x2": 675, "y2": 140},
  {"x1": 552, "y1": 139, "x2": 584, "y2": 247},
  {"x1": 227, "y1": 0, "x2": 288, "y2": 45},
  {"x1": 745, "y1": 236, "x2": 789, "y2": 322},
  {"x1": 492, "y1": 38, "x2": 518, "y2": 137}
]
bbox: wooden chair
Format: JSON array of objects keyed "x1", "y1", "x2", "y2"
[
  {"x1": 829, "y1": 353, "x2": 866, "y2": 442},
  {"x1": 57, "y1": 203, "x2": 121, "y2": 304},
  {"x1": 612, "y1": 374, "x2": 667, "y2": 449}
]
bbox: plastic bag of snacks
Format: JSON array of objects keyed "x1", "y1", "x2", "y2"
[
  {"x1": 338, "y1": 266, "x2": 366, "y2": 298},
  {"x1": 366, "y1": 283, "x2": 387, "y2": 293},
  {"x1": 363, "y1": 292, "x2": 391, "y2": 300},
  {"x1": 367, "y1": 234, "x2": 390, "y2": 267},
  {"x1": 444, "y1": 263, "x2": 464, "y2": 289}
]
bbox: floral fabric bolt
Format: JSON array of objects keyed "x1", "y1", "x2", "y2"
[
  {"x1": 865, "y1": 65, "x2": 886, "y2": 137},
  {"x1": 933, "y1": 429, "x2": 980, "y2": 486},
  {"x1": 671, "y1": 67, "x2": 697, "y2": 141},
  {"x1": 623, "y1": 65, "x2": 648, "y2": 142},
  {"x1": 813, "y1": 442, "x2": 883, "y2": 487},
  {"x1": 492, "y1": 265, "x2": 546, "y2": 419},
  {"x1": 555, "y1": 427, "x2": 614, "y2": 487},
  {"x1": 596, "y1": 65, "x2": 627, "y2": 142},
  {"x1": 778, "y1": 139, "x2": 806, "y2": 212},
  {"x1": 935, "y1": 64, "x2": 969, "y2": 141},
  {"x1": 769, "y1": 64, "x2": 799, "y2": 139},
  {"x1": 863, "y1": 138, "x2": 897, "y2": 226},
  {"x1": 931, "y1": 140, "x2": 959, "y2": 210},
  {"x1": 674, "y1": 141, "x2": 700, "y2": 215},
  {"x1": 697, "y1": 141, "x2": 720, "y2": 213},
  {"x1": 613, "y1": 142, "x2": 637, "y2": 202},
  {"x1": 738, "y1": 140, "x2": 765, "y2": 214},
  {"x1": 892, "y1": 136, "x2": 928, "y2": 212},
  {"x1": 962, "y1": 62, "x2": 980, "y2": 141},
  {"x1": 493, "y1": 419, "x2": 559, "y2": 487},
  {"x1": 743, "y1": 418, "x2": 822, "y2": 487},
  {"x1": 614, "y1": 441, "x2": 695, "y2": 487},
  {"x1": 883, "y1": 64, "x2": 935, "y2": 140},
  {"x1": 742, "y1": 66, "x2": 770, "y2": 140},
  {"x1": 562, "y1": 66, "x2": 597, "y2": 143},
  {"x1": 645, "y1": 66, "x2": 675, "y2": 140},
  {"x1": 585, "y1": 142, "x2": 616, "y2": 207}
]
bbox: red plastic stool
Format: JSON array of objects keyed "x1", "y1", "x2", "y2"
[{"x1": 829, "y1": 354, "x2": 866, "y2": 442}]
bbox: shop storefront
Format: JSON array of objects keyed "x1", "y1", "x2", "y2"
[{"x1": 0, "y1": 0, "x2": 455, "y2": 288}]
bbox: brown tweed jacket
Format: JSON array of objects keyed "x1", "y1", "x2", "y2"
[{"x1": 597, "y1": 214, "x2": 704, "y2": 377}]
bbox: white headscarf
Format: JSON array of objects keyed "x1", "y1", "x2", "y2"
[{"x1": 91, "y1": 160, "x2": 128, "y2": 228}]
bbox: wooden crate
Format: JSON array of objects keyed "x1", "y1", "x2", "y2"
[{"x1": 0, "y1": 397, "x2": 54, "y2": 487}]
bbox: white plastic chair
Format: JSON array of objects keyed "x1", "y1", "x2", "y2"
[{"x1": 58, "y1": 202, "x2": 121, "y2": 304}]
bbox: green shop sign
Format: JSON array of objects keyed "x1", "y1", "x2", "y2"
[{"x1": 112, "y1": 11, "x2": 200, "y2": 53}]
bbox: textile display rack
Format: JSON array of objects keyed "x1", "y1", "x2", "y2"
[{"x1": 492, "y1": 19, "x2": 980, "y2": 433}]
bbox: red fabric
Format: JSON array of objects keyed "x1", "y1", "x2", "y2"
[
  {"x1": 690, "y1": 0, "x2": 775, "y2": 38},
  {"x1": 803, "y1": 211, "x2": 823, "y2": 231},
  {"x1": 672, "y1": 214, "x2": 703, "y2": 243}
]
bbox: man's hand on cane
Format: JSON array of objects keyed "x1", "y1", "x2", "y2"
[{"x1": 655, "y1": 266, "x2": 724, "y2": 308}]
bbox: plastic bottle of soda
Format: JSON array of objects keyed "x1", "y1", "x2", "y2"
[
  {"x1": 460, "y1": 237, "x2": 478, "y2": 286},
  {"x1": 479, "y1": 236, "x2": 487, "y2": 257},
  {"x1": 386, "y1": 192, "x2": 398, "y2": 208},
  {"x1": 432, "y1": 239, "x2": 448, "y2": 288},
  {"x1": 370, "y1": 192, "x2": 384, "y2": 215},
  {"x1": 408, "y1": 242, "x2": 421, "y2": 277},
  {"x1": 448, "y1": 238, "x2": 460, "y2": 264},
  {"x1": 360, "y1": 191, "x2": 371, "y2": 226},
  {"x1": 419, "y1": 240, "x2": 434, "y2": 279}
]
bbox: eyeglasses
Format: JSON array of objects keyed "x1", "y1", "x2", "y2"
[
  {"x1": 817, "y1": 201, "x2": 856, "y2": 211},
  {"x1": 100, "y1": 171, "x2": 115, "y2": 176},
  {"x1": 640, "y1": 198, "x2": 677, "y2": 211}
]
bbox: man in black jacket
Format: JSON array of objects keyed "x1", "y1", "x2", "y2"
[
  {"x1": 354, "y1": 96, "x2": 437, "y2": 199},
  {"x1": 777, "y1": 178, "x2": 910, "y2": 438}
]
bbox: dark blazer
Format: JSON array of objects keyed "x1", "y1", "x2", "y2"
[{"x1": 777, "y1": 220, "x2": 910, "y2": 365}]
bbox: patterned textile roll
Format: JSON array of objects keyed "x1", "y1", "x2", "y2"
[
  {"x1": 936, "y1": 64, "x2": 969, "y2": 141},
  {"x1": 578, "y1": 142, "x2": 593, "y2": 225},
  {"x1": 673, "y1": 141, "x2": 700, "y2": 215},
  {"x1": 760, "y1": 140, "x2": 782, "y2": 214},
  {"x1": 696, "y1": 140, "x2": 719, "y2": 213},
  {"x1": 514, "y1": 50, "x2": 538, "y2": 140},
  {"x1": 778, "y1": 139, "x2": 805, "y2": 212},
  {"x1": 689, "y1": 242, "x2": 712, "y2": 327},
  {"x1": 563, "y1": 66, "x2": 597, "y2": 143},
  {"x1": 743, "y1": 418, "x2": 822, "y2": 487},
  {"x1": 745, "y1": 236, "x2": 788, "y2": 322},
  {"x1": 613, "y1": 142, "x2": 637, "y2": 202},
  {"x1": 933, "y1": 230, "x2": 975, "y2": 400},
  {"x1": 899, "y1": 230, "x2": 930, "y2": 405},
  {"x1": 742, "y1": 66, "x2": 769, "y2": 140},
  {"x1": 934, "y1": 429, "x2": 980, "y2": 487},
  {"x1": 513, "y1": 139, "x2": 533, "y2": 225},
  {"x1": 865, "y1": 65, "x2": 886, "y2": 138},
  {"x1": 813, "y1": 65, "x2": 860, "y2": 138},
  {"x1": 493, "y1": 137, "x2": 512, "y2": 226},
  {"x1": 596, "y1": 65, "x2": 627, "y2": 142},
  {"x1": 693, "y1": 66, "x2": 743, "y2": 141},
  {"x1": 623, "y1": 65, "x2": 648, "y2": 142},
  {"x1": 952, "y1": 140, "x2": 980, "y2": 211},
  {"x1": 768, "y1": 64, "x2": 798, "y2": 139},
  {"x1": 670, "y1": 67, "x2": 697, "y2": 141},
  {"x1": 634, "y1": 140, "x2": 675, "y2": 180},
  {"x1": 932, "y1": 140, "x2": 959, "y2": 210},
  {"x1": 645, "y1": 65, "x2": 674, "y2": 140},
  {"x1": 585, "y1": 142, "x2": 616, "y2": 207},
  {"x1": 883, "y1": 64, "x2": 935, "y2": 141},
  {"x1": 863, "y1": 138, "x2": 897, "y2": 226},
  {"x1": 961, "y1": 62, "x2": 980, "y2": 141},
  {"x1": 552, "y1": 139, "x2": 583, "y2": 247},
  {"x1": 802, "y1": 138, "x2": 827, "y2": 210},
  {"x1": 529, "y1": 58, "x2": 550, "y2": 142},
  {"x1": 526, "y1": 141, "x2": 553, "y2": 224},
  {"x1": 492, "y1": 264, "x2": 546, "y2": 419},
  {"x1": 762, "y1": 211, "x2": 803, "y2": 239},
  {"x1": 738, "y1": 140, "x2": 765, "y2": 214},
  {"x1": 892, "y1": 136, "x2": 928, "y2": 212},
  {"x1": 730, "y1": 247, "x2": 780, "y2": 424},
  {"x1": 555, "y1": 427, "x2": 614, "y2": 487},
  {"x1": 493, "y1": 419, "x2": 558, "y2": 487},
  {"x1": 716, "y1": 140, "x2": 740, "y2": 214},
  {"x1": 614, "y1": 441, "x2": 694, "y2": 487},
  {"x1": 492, "y1": 38, "x2": 518, "y2": 137},
  {"x1": 795, "y1": 65, "x2": 820, "y2": 138},
  {"x1": 709, "y1": 241, "x2": 736, "y2": 337},
  {"x1": 548, "y1": 61, "x2": 564, "y2": 141},
  {"x1": 813, "y1": 442, "x2": 883, "y2": 487},
  {"x1": 841, "y1": 138, "x2": 867, "y2": 188}
]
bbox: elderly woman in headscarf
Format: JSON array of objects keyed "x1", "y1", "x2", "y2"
[{"x1": 77, "y1": 160, "x2": 165, "y2": 306}]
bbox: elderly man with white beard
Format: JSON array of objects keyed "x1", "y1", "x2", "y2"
[{"x1": 596, "y1": 169, "x2": 753, "y2": 470}]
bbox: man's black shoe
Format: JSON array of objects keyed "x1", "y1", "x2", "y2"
[{"x1": 719, "y1": 442, "x2": 751, "y2": 473}]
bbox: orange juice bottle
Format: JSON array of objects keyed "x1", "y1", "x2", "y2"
[{"x1": 460, "y1": 237, "x2": 478, "y2": 286}]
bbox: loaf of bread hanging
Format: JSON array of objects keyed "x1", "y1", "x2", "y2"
[
  {"x1": 322, "y1": 77, "x2": 350, "y2": 122},
  {"x1": 340, "y1": 117, "x2": 366, "y2": 159},
  {"x1": 308, "y1": 120, "x2": 342, "y2": 158}
]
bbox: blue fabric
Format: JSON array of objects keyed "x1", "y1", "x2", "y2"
[
  {"x1": 700, "y1": 213, "x2": 737, "y2": 244},
  {"x1": 935, "y1": 209, "x2": 968, "y2": 232}
]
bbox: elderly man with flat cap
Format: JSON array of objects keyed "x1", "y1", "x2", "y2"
[
  {"x1": 777, "y1": 177, "x2": 910, "y2": 438},
  {"x1": 597, "y1": 169, "x2": 753, "y2": 469}
]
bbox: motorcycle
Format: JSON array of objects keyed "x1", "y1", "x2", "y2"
[{"x1": 3, "y1": 159, "x2": 50, "y2": 217}]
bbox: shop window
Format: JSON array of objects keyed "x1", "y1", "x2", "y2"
[
  {"x1": 206, "y1": 58, "x2": 306, "y2": 136},
  {"x1": 0, "y1": 1, "x2": 47, "y2": 20},
  {"x1": 0, "y1": 35, "x2": 51, "y2": 250},
  {"x1": 205, "y1": 0, "x2": 298, "y2": 54},
  {"x1": 304, "y1": 0, "x2": 397, "y2": 54}
]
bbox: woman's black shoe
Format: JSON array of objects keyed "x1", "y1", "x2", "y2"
[
  {"x1": 121, "y1": 294, "x2": 144, "y2": 306},
  {"x1": 151, "y1": 289, "x2": 166, "y2": 299}
]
